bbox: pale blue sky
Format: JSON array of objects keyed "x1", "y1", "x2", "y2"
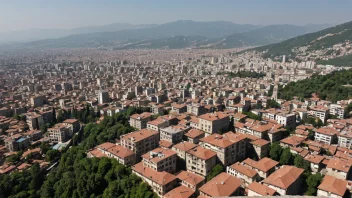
[{"x1": 0, "y1": 0, "x2": 351, "y2": 32}]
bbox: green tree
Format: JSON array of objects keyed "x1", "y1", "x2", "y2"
[
  {"x1": 207, "y1": 164, "x2": 224, "y2": 181},
  {"x1": 269, "y1": 142, "x2": 283, "y2": 161},
  {"x1": 294, "y1": 155, "x2": 311, "y2": 172},
  {"x1": 57, "y1": 110, "x2": 64, "y2": 123},
  {"x1": 280, "y1": 148, "x2": 293, "y2": 165},
  {"x1": 305, "y1": 173, "x2": 323, "y2": 195},
  {"x1": 46, "y1": 149, "x2": 60, "y2": 161}
]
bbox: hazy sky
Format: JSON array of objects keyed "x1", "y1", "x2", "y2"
[{"x1": 1, "y1": 0, "x2": 351, "y2": 32}]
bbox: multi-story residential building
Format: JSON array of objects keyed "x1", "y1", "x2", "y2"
[
  {"x1": 199, "y1": 172, "x2": 242, "y2": 197},
  {"x1": 26, "y1": 112, "x2": 44, "y2": 130},
  {"x1": 184, "y1": 128, "x2": 205, "y2": 144},
  {"x1": 198, "y1": 112, "x2": 229, "y2": 136},
  {"x1": 142, "y1": 147, "x2": 177, "y2": 173},
  {"x1": 186, "y1": 146, "x2": 217, "y2": 177},
  {"x1": 317, "y1": 175, "x2": 347, "y2": 198},
  {"x1": 30, "y1": 95, "x2": 46, "y2": 107},
  {"x1": 326, "y1": 158, "x2": 351, "y2": 180},
  {"x1": 242, "y1": 157, "x2": 279, "y2": 179},
  {"x1": 120, "y1": 129, "x2": 159, "y2": 158},
  {"x1": 98, "y1": 91, "x2": 109, "y2": 104},
  {"x1": 88, "y1": 142, "x2": 136, "y2": 166},
  {"x1": 308, "y1": 105, "x2": 329, "y2": 123},
  {"x1": 275, "y1": 113, "x2": 296, "y2": 128},
  {"x1": 262, "y1": 166, "x2": 304, "y2": 195},
  {"x1": 48, "y1": 123, "x2": 72, "y2": 143},
  {"x1": 147, "y1": 117, "x2": 169, "y2": 132},
  {"x1": 5, "y1": 135, "x2": 30, "y2": 152},
  {"x1": 171, "y1": 103, "x2": 187, "y2": 114},
  {"x1": 250, "y1": 138, "x2": 270, "y2": 159},
  {"x1": 187, "y1": 103, "x2": 207, "y2": 116},
  {"x1": 280, "y1": 135, "x2": 306, "y2": 148},
  {"x1": 129, "y1": 112, "x2": 152, "y2": 130},
  {"x1": 247, "y1": 182, "x2": 277, "y2": 196},
  {"x1": 314, "y1": 127, "x2": 338, "y2": 145},
  {"x1": 62, "y1": 119, "x2": 80, "y2": 133},
  {"x1": 22, "y1": 130, "x2": 42, "y2": 141},
  {"x1": 151, "y1": 104, "x2": 164, "y2": 115},
  {"x1": 304, "y1": 154, "x2": 324, "y2": 173},
  {"x1": 172, "y1": 141, "x2": 197, "y2": 160},
  {"x1": 227, "y1": 162, "x2": 259, "y2": 187},
  {"x1": 338, "y1": 131, "x2": 352, "y2": 148},
  {"x1": 175, "y1": 170, "x2": 205, "y2": 191},
  {"x1": 199, "y1": 132, "x2": 246, "y2": 166},
  {"x1": 160, "y1": 125, "x2": 190, "y2": 144},
  {"x1": 329, "y1": 104, "x2": 347, "y2": 119},
  {"x1": 132, "y1": 162, "x2": 177, "y2": 197}
]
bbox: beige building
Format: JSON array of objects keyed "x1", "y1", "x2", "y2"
[
  {"x1": 184, "y1": 128, "x2": 205, "y2": 144},
  {"x1": 242, "y1": 157, "x2": 279, "y2": 179},
  {"x1": 186, "y1": 146, "x2": 217, "y2": 177},
  {"x1": 247, "y1": 182, "x2": 277, "y2": 196},
  {"x1": 142, "y1": 147, "x2": 177, "y2": 173},
  {"x1": 199, "y1": 172, "x2": 242, "y2": 197},
  {"x1": 262, "y1": 166, "x2": 304, "y2": 195},
  {"x1": 120, "y1": 129, "x2": 159, "y2": 158},
  {"x1": 308, "y1": 105, "x2": 329, "y2": 123},
  {"x1": 147, "y1": 118, "x2": 169, "y2": 132},
  {"x1": 48, "y1": 123, "x2": 72, "y2": 143},
  {"x1": 250, "y1": 139, "x2": 270, "y2": 159},
  {"x1": 198, "y1": 112, "x2": 230, "y2": 136},
  {"x1": 199, "y1": 132, "x2": 246, "y2": 166},
  {"x1": 317, "y1": 175, "x2": 347, "y2": 198},
  {"x1": 129, "y1": 112, "x2": 152, "y2": 130},
  {"x1": 326, "y1": 158, "x2": 351, "y2": 180},
  {"x1": 26, "y1": 112, "x2": 44, "y2": 130},
  {"x1": 160, "y1": 125, "x2": 190, "y2": 144},
  {"x1": 172, "y1": 142, "x2": 197, "y2": 160},
  {"x1": 227, "y1": 162, "x2": 259, "y2": 187},
  {"x1": 175, "y1": 170, "x2": 205, "y2": 191},
  {"x1": 132, "y1": 162, "x2": 177, "y2": 197},
  {"x1": 187, "y1": 103, "x2": 207, "y2": 116}
]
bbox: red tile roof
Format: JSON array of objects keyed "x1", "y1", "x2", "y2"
[{"x1": 262, "y1": 166, "x2": 304, "y2": 190}]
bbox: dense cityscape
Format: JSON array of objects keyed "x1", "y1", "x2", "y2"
[{"x1": 1, "y1": 1, "x2": 352, "y2": 198}]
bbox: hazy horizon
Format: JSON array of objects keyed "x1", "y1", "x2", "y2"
[{"x1": 1, "y1": 0, "x2": 351, "y2": 33}]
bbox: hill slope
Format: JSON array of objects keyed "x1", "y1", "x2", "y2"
[
  {"x1": 279, "y1": 69, "x2": 352, "y2": 102},
  {"x1": 250, "y1": 21, "x2": 352, "y2": 63}
]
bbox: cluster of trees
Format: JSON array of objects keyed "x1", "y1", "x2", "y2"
[
  {"x1": 242, "y1": 111, "x2": 262, "y2": 121},
  {"x1": 266, "y1": 100, "x2": 280, "y2": 109},
  {"x1": 206, "y1": 164, "x2": 224, "y2": 181},
  {"x1": 269, "y1": 143, "x2": 323, "y2": 195},
  {"x1": 303, "y1": 117, "x2": 324, "y2": 128},
  {"x1": 0, "y1": 107, "x2": 156, "y2": 198},
  {"x1": 279, "y1": 70, "x2": 352, "y2": 102}
]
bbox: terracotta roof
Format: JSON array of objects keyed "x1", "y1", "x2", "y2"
[
  {"x1": 176, "y1": 170, "x2": 205, "y2": 186},
  {"x1": 229, "y1": 162, "x2": 258, "y2": 178},
  {"x1": 200, "y1": 132, "x2": 245, "y2": 148},
  {"x1": 159, "y1": 140, "x2": 174, "y2": 148},
  {"x1": 142, "y1": 147, "x2": 176, "y2": 163},
  {"x1": 173, "y1": 142, "x2": 198, "y2": 152},
  {"x1": 327, "y1": 158, "x2": 351, "y2": 173},
  {"x1": 132, "y1": 162, "x2": 176, "y2": 185},
  {"x1": 187, "y1": 146, "x2": 217, "y2": 160},
  {"x1": 247, "y1": 182, "x2": 276, "y2": 196},
  {"x1": 280, "y1": 136, "x2": 305, "y2": 147},
  {"x1": 97, "y1": 142, "x2": 116, "y2": 151},
  {"x1": 262, "y1": 166, "x2": 304, "y2": 189},
  {"x1": 184, "y1": 129, "x2": 204, "y2": 138},
  {"x1": 251, "y1": 138, "x2": 270, "y2": 147},
  {"x1": 164, "y1": 185, "x2": 195, "y2": 198},
  {"x1": 88, "y1": 148, "x2": 108, "y2": 158},
  {"x1": 107, "y1": 145, "x2": 134, "y2": 158},
  {"x1": 318, "y1": 175, "x2": 347, "y2": 197},
  {"x1": 243, "y1": 157, "x2": 279, "y2": 172},
  {"x1": 315, "y1": 127, "x2": 338, "y2": 136},
  {"x1": 304, "y1": 154, "x2": 324, "y2": 164},
  {"x1": 120, "y1": 129, "x2": 159, "y2": 143},
  {"x1": 199, "y1": 172, "x2": 241, "y2": 197},
  {"x1": 63, "y1": 119, "x2": 79, "y2": 124},
  {"x1": 198, "y1": 112, "x2": 229, "y2": 121},
  {"x1": 130, "y1": 112, "x2": 152, "y2": 120}
]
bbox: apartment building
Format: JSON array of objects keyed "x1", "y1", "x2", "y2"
[
  {"x1": 262, "y1": 166, "x2": 304, "y2": 195},
  {"x1": 309, "y1": 105, "x2": 329, "y2": 123},
  {"x1": 227, "y1": 162, "x2": 259, "y2": 187},
  {"x1": 175, "y1": 170, "x2": 205, "y2": 190},
  {"x1": 250, "y1": 138, "x2": 270, "y2": 159},
  {"x1": 326, "y1": 158, "x2": 351, "y2": 180},
  {"x1": 275, "y1": 113, "x2": 296, "y2": 128},
  {"x1": 172, "y1": 142, "x2": 197, "y2": 160},
  {"x1": 62, "y1": 119, "x2": 80, "y2": 133},
  {"x1": 280, "y1": 136, "x2": 306, "y2": 148},
  {"x1": 330, "y1": 104, "x2": 347, "y2": 119},
  {"x1": 184, "y1": 128, "x2": 205, "y2": 144},
  {"x1": 247, "y1": 182, "x2": 277, "y2": 196},
  {"x1": 26, "y1": 112, "x2": 44, "y2": 130},
  {"x1": 5, "y1": 135, "x2": 30, "y2": 152},
  {"x1": 338, "y1": 131, "x2": 352, "y2": 148},
  {"x1": 186, "y1": 146, "x2": 217, "y2": 177},
  {"x1": 30, "y1": 95, "x2": 46, "y2": 107},
  {"x1": 171, "y1": 103, "x2": 187, "y2": 114},
  {"x1": 160, "y1": 125, "x2": 190, "y2": 144},
  {"x1": 199, "y1": 172, "x2": 242, "y2": 197},
  {"x1": 304, "y1": 154, "x2": 324, "y2": 173},
  {"x1": 314, "y1": 127, "x2": 338, "y2": 145},
  {"x1": 129, "y1": 112, "x2": 152, "y2": 130},
  {"x1": 199, "y1": 132, "x2": 246, "y2": 166},
  {"x1": 317, "y1": 175, "x2": 347, "y2": 198},
  {"x1": 242, "y1": 157, "x2": 279, "y2": 179},
  {"x1": 147, "y1": 118, "x2": 169, "y2": 132},
  {"x1": 48, "y1": 123, "x2": 72, "y2": 143},
  {"x1": 198, "y1": 112, "x2": 230, "y2": 136},
  {"x1": 142, "y1": 147, "x2": 177, "y2": 173},
  {"x1": 187, "y1": 103, "x2": 207, "y2": 116},
  {"x1": 132, "y1": 162, "x2": 177, "y2": 197},
  {"x1": 120, "y1": 129, "x2": 159, "y2": 158}
]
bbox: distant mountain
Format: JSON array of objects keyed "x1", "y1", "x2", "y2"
[
  {"x1": 24, "y1": 20, "x2": 260, "y2": 48},
  {"x1": 0, "y1": 23, "x2": 157, "y2": 43},
  {"x1": 210, "y1": 24, "x2": 332, "y2": 48},
  {"x1": 248, "y1": 21, "x2": 352, "y2": 61}
]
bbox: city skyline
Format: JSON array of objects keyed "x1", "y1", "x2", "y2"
[{"x1": 1, "y1": 0, "x2": 351, "y2": 32}]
